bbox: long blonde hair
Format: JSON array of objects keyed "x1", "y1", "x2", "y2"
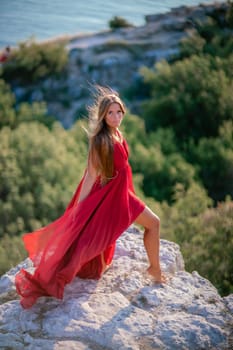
[{"x1": 87, "y1": 86, "x2": 126, "y2": 184}]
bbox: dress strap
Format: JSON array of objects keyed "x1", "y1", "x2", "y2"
[{"x1": 115, "y1": 129, "x2": 123, "y2": 144}]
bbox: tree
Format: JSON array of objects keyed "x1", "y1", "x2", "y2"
[
  {"x1": 179, "y1": 4, "x2": 233, "y2": 59},
  {"x1": 141, "y1": 55, "x2": 233, "y2": 143},
  {"x1": 0, "y1": 121, "x2": 87, "y2": 238},
  {"x1": 188, "y1": 200, "x2": 233, "y2": 296},
  {"x1": 1, "y1": 38, "x2": 68, "y2": 83},
  {"x1": 161, "y1": 183, "x2": 233, "y2": 296},
  {"x1": 0, "y1": 79, "x2": 16, "y2": 129},
  {"x1": 188, "y1": 121, "x2": 233, "y2": 201},
  {"x1": 0, "y1": 78, "x2": 55, "y2": 129}
]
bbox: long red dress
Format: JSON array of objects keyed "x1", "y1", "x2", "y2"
[{"x1": 15, "y1": 138, "x2": 145, "y2": 308}]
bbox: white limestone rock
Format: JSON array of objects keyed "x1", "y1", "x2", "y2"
[{"x1": 0, "y1": 227, "x2": 232, "y2": 350}]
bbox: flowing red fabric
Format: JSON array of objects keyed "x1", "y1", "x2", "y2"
[{"x1": 15, "y1": 139, "x2": 145, "y2": 308}]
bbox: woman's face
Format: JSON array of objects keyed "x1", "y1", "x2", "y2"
[{"x1": 105, "y1": 103, "x2": 124, "y2": 129}]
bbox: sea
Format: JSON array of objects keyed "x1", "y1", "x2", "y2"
[{"x1": 0, "y1": 0, "x2": 226, "y2": 48}]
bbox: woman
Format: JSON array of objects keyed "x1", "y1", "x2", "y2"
[{"x1": 15, "y1": 86, "x2": 166, "y2": 309}]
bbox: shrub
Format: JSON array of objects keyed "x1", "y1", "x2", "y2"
[
  {"x1": 160, "y1": 182, "x2": 212, "y2": 242},
  {"x1": 179, "y1": 34, "x2": 206, "y2": 57},
  {"x1": 188, "y1": 201, "x2": 233, "y2": 296},
  {"x1": 0, "y1": 121, "x2": 87, "y2": 239},
  {"x1": 0, "y1": 235, "x2": 27, "y2": 275},
  {"x1": 1, "y1": 38, "x2": 68, "y2": 83},
  {"x1": 179, "y1": 7, "x2": 233, "y2": 59},
  {"x1": 226, "y1": 0, "x2": 233, "y2": 28},
  {"x1": 0, "y1": 79, "x2": 16, "y2": 129},
  {"x1": 142, "y1": 152, "x2": 196, "y2": 202},
  {"x1": 186, "y1": 121, "x2": 233, "y2": 201},
  {"x1": 140, "y1": 55, "x2": 233, "y2": 142},
  {"x1": 108, "y1": 16, "x2": 134, "y2": 30},
  {"x1": 0, "y1": 79, "x2": 55, "y2": 129},
  {"x1": 161, "y1": 183, "x2": 233, "y2": 296}
]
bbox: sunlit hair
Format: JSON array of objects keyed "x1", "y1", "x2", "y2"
[{"x1": 87, "y1": 85, "x2": 126, "y2": 184}]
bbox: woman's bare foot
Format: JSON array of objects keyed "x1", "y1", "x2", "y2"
[
  {"x1": 147, "y1": 266, "x2": 167, "y2": 283},
  {"x1": 103, "y1": 264, "x2": 111, "y2": 274}
]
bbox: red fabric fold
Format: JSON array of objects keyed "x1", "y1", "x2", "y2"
[{"x1": 15, "y1": 139, "x2": 145, "y2": 308}]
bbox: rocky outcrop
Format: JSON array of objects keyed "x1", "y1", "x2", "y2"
[
  {"x1": 0, "y1": 226, "x2": 232, "y2": 350},
  {"x1": 11, "y1": 2, "x2": 229, "y2": 127}
]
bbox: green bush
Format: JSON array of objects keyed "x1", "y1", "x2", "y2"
[
  {"x1": 161, "y1": 182, "x2": 212, "y2": 242},
  {"x1": 0, "y1": 121, "x2": 87, "y2": 239},
  {"x1": 178, "y1": 4, "x2": 233, "y2": 59},
  {"x1": 179, "y1": 34, "x2": 206, "y2": 57},
  {"x1": 188, "y1": 122, "x2": 233, "y2": 201},
  {"x1": 136, "y1": 148, "x2": 196, "y2": 202},
  {"x1": 1, "y1": 38, "x2": 68, "y2": 83},
  {"x1": 161, "y1": 183, "x2": 233, "y2": 296},
  {"x1": 188, "y1": 200, "x2": 233, "y2": 296},
  {"x1": 120, "y1": 112, "x2": 147, "y2": 146},
  {"x1": 226, "y1": 1, "x2": 233, "y2": 28},
  {"x1": 0, "y1": 78, "x2": 55, "y2": 129},
  {"x1": 140, "y1": 55, "x2": 233, "y2": 142},
  {"x1": 0, "y1": 235, "x2": 27, "y2": 275},
  {"x1": 0, "y1": 79, "x2": 16, "y2": 129},
  {"x1": 146, "y1": 128, "x2": 178, "y2": 155},
  {"x1": 0, "y1": 114, "x2": 89, "y2": 274},
  {"x1": 180, "y1": 30, "x2": 233, "y2": 59},
  {"x1": 108, "y1": 16, "x2": 134, "y2": 30}
]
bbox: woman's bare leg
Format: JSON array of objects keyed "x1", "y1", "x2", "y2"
[
  {"x1": 100, "y1": 252, "x2": 111, "y2": 275},
  {"x1": 135, "y1": 206, "x2": 166, "y2": 283}
]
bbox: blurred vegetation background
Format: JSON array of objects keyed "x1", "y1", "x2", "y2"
[{"x1": 0, "y1": 3, "x2": 232, "y2": 296}]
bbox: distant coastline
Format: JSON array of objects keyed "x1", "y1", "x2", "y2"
[
  {"x1": 0, "y1": 0, "x2": 227, "y2": 49},
  {"x1": 1, "y1": 0, "x2": 226, "y2": 52},
  {"x1": 2, "y1": 1, "x2": 229, "y2": 128}
]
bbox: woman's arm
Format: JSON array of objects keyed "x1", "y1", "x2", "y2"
[{"x1": 77, "y1": 157, "x2": 98, "y2": 203}]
